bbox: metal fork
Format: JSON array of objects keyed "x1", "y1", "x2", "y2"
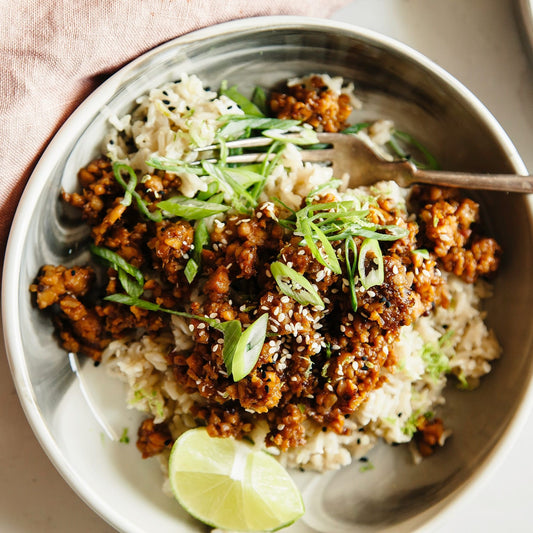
[{"x1": 196, "y1": 133, "x2": 533, "y2": 193}]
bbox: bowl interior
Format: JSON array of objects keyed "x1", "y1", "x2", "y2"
[{"x1": 5, "y1": 18, "x2": 533, "y2": 533}]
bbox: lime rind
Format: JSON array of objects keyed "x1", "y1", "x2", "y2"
[{"x1": 168, "y1": 428, "x2": 305, "y2": 532}]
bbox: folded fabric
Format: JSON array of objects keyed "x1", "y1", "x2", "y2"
[{"x1": 0, "y1": 0, "x2": 349, "y2": 258}]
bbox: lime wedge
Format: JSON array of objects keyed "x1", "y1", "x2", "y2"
[{"x1": 168, "y1": 427, "x2": 305, "y2": 532}]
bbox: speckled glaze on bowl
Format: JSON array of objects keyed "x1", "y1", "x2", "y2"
[{"x1": 3, "y1": 16, "x2": 533, "y2": 533}]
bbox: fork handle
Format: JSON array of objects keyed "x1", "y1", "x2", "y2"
[{"x1": 413, "y1": 168, "x2": 533, "y2": 193}]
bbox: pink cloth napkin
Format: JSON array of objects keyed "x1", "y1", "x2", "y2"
[{"x1": 0, "y1": 0, "x2": 349, "y2": 259}]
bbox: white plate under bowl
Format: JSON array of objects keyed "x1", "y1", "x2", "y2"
[{"x1": 3, "y1": 16, "x2": 533, "y2": 533}]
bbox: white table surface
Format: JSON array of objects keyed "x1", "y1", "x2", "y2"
[{"x1": 1, "y1": 0, "x2": 533, "y2": 531}]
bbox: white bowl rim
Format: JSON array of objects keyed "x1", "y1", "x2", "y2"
[{"x1": 2, "y1": 15, "x2": 532, "y2": 533}]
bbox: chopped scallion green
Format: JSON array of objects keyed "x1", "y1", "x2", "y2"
[
  {"x1": 358, "y1": 238, "x2": 384, "y2": 290},
  {"x1": 230, "y1": 313, "x2": 269, "y2": 381},
  {"x1": 157, "y1": 196, "x2": 229, "y2": 220},
  {"x1": 270, "y1": 262, "x2": 325, "y2": 309},
  {"x1": 344, "y1": 237, "x2": 359, "y2": 313}
]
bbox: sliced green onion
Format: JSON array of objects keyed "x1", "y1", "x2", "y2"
[
  {"x1": 358, "y1": 238, "x2": 384, "y2": 290},
  {"x1": 90, "y1": 245, "x2": 145, "y2": 297},
  {"x1": 184, "y1": 259, "x2": 199, "y2": 284},
  {"x1": 305, "y1": 179, "x2": 342, "y2": 202},
  {"x1": 387, "y1": 129, "x2": 440, "y2": 170},
  {"x1": 196, "y1": 180, "x2": 220, "y2": 201},
  {"x1": 217, "y1": 115, "x2": 301, "y2": 140},
  {"x1": 90, "y1": 245, "x2": 144, "y2": 285},
  {"x1": 146, "y1": 157, "x2": 205, "y2": 175},
  {"x1": 216, "y1": 319, "x2": 243, "y2": 376},
  {"x1": 157, "y1": 196, "x2": 229, "y2": 220},
  {"x1": 113, "y1": 163, "x2": 137, "y2": 207},
  {"x1": 184, "y1": 218, "x2": 209, "y2": 284},
  {"x1": 262, "y1": 126, "x2": 318, "y2": 145},
  {"x1": 341, "y1": 122, "x2": 371, "y2": 134},
  {"x1": 220, "y1": 82, "x2": 265, "y2": 117},
  {"x1": 251, "y1": 86, "x2": 267, "y2": 115},
  {"x1": 344, "y1": 237, "x2": 358, "y2": 313},
  {"x1": 217, "y1": 137, "x2": 229, "y2": 165},
  {"x1": 230, "y1": 313, "x2": 269, "y2": 381},
  {"x1": 112, "y1": 162, "x2": 162, "y2": 222},
  {"x1": 201, "y1": 161, "x2": 257, "y2": 213},
  {"x1": 309, "y1": 220, "x2": 342, "y2": 274},
  {"x1": 118, "y1": 267, "x2": 143, "y2": 298},
  {"x1": 412, "y1": 248, "x2": 430, "y2": 259},
  {"x1": 270, "y1": 262, "x2": 325, "y2": 309},
  {"x1": 105, "y1": 293, "x2": 160, "y2": 311}
]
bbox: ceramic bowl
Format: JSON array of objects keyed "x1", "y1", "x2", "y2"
[{"x1": 3, "y1": 16, "x2": 533, "y2": 533}]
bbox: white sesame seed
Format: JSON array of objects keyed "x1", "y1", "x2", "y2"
[
  {"x1": 368, "y1": 290, "x2": 376, "y2": 298},
  {"x1": 188, "y1": 324, "x2": 194, "y2": 332},
  {"x1": 340, "y1": 324, "x2": 346, "y2": 332},
  {"x1": 347, "y1": 313, "x2": 354, "y2": 321},
  {"x1": 281, "y1": 296, "x2": 290, "y2": 304},
  {"x1": 271, "y1": 325, "x2": 278, "y2": 333}
]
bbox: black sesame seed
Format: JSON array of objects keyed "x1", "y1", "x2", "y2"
[
  {"x1": 164, "y1": 439, "x2": 172, "y2": 446},
  {"x1": 359, "y1": 456, "x2": 368, "y2": 462},
  {"x1": 322, "y1": 427, "x2": 327, "y2": 432},
  {"x1": 70, "y1": 269, "x2": 76, "y2": 275},
  {"x1": 162, "y1": 99, "x2": 170, "y2": 105},
  {"x1": 94, "y1": 361, "x2": 100, "y2": 367},
  {"x1": 356, "y1": 438, "x2": 361, "y2": 444},
  {"x1": 264, "y1": 385, "x2": 270, "y2": 393},
  {"x1": 168, "y1": 106, "x2": 176, "y2": 111}
]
